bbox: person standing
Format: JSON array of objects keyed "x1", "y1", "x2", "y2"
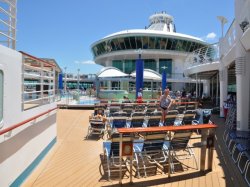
[
  {"x1": 159, "y1": 88, "x2": 172, "y2": 125},
  {"x1": 137, "y1": 88, "x2": 143, "y2": 103}
]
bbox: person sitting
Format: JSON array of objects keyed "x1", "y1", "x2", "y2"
[
  {"x1": 89, "y1": 109, "x2": 107, "y2": 123},
  {"x1": 122, "y1": 96, "x2": 130, "y2": 103}
]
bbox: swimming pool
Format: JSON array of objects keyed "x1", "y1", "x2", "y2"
[{"x1": 78, "y1": 99, "x2": 100, "y2": 105}]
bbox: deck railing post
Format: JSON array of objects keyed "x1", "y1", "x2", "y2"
[
  {"x1": 207, "y1": 129, "x2": 215, "y2": 170},
  {"x1": 200, "y1": 129, "x2": 208, "y2": 171},
  {"x1": 168, "y1": 130, "x2": 172, "y2": 178},
  {"x1": 119, "y1": 133, "x2": 123, "y2": 184}
]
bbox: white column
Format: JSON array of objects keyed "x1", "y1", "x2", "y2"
[
  {"x1": 108, "y1": 81, "x2": 112, "y2": 90},
  {"x1": 235, "y1": 0, "x2": 250, "y2": 131},
  {"x1": 216, "y1": 73, "x2": 219, "y2": 106},
  {"x1": 156, "y1": 58, "x2": 159, "y2": 73},
  {"x1": 123, "y1": 60, "x2": 125, "y2": 72},
  {"x1": 203, "y1": 80, "x2": 210, "y2": 97},
  {"x1": 219, "y1": 67, "x2": 228, "y2": 117},
  {"x1": 196, "y1": 73, "x2": 198, "y2": 98}
]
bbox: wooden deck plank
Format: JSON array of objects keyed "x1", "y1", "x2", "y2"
[{"x1": 22, "y1": 109, "x2": 248, "y2": 187}]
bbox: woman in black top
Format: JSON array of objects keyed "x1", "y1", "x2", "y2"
[{"x1": 159, "y1": 88, "x2": 172, "y2": 125}]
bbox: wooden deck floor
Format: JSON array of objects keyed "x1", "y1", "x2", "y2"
[{"x1": 22, "y1": 109, "x2": 248, "y2": 187}]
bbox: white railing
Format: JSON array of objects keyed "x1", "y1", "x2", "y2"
[
  {"x1": 220, "y1": 19, "x2": 236, "y2": 57},
  {"x1": 184, "y1": 43, "x2": 219, "y2": 69}
]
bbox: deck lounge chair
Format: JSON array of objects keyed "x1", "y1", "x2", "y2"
[
  {"x1": 167, "y1": 131, "x2": 198, "y2": 172},
  {"x1": 238, "y1": 150, "x2": 250, "y2": 174},
  {"x1": 244, "y1": 161, "x2": 250, "y2": 186},
  {"x1": 165, "y1": 110, "x2": 179, "y2": 126},
  {"x1": 122, "y1": 104, "x2": 134, "y2": 117},
  {"x1": 147, "y1": 111, "x2": 162, "y2": 127},
  {"x1": 103, "y1": 135, "x2": 132, "y2": 180},
  {"x1": 87, "y1": 118, "x2": 106, "y2": 139},
  {"x1": 129, "y1": 112, "x2": 146, "y2": 128},
  {"x1": 182, "y1": 110, "x2": 196, "y2": 125},
  {"x1": 133, "y1": 133, "x2": 169, "y2": 177}
]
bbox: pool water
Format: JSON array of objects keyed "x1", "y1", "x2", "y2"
[{"x1": 78, "y1": 99, "x2": 100, "y2": 105}]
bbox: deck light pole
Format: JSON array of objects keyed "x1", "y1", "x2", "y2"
[{"x1": 217, "y1": 16, "x2": 228, "y2": 37}]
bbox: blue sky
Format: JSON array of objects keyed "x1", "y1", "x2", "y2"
[{"x1": 16, "y1": 0, "x2": 234, "y2": 75}]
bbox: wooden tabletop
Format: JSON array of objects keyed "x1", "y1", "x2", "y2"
[{"x1": 117, "y1": 124, "x2": 217, "y2": 134}]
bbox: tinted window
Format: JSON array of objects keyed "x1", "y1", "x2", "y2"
[
  {"x1": 124, "y1": 37, "x2": 131, "y2": 49},
  {"x1": 130, "y1": 37, "x2": 136, "y2": 49}
]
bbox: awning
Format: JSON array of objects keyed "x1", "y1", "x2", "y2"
[
  {"x1": 130, "y1": 69, "x2": 161, "y2": 81},
  {"x1": 97, "y1": 67, "x2": 129, "y2": 78}
]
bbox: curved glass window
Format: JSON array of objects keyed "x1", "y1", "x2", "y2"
[
  {"x1": 148, "y1": 37, "x2": 155, "y2": 49},
  {"x1": 112, "y1": 60, "x2": 123, "y2": 71},
  {"x1": 144, "y1": 59, "x2": 156, "y2": 71},
  {"x1": 142, "y1": 37, "x2": 149, "y2": 49},
  {"x1": 92, "y1": 36, "x2": 206, "y2": 58},
  {"x1": 124, "y1": 60, "x2": 135, "y2": 74},
  {"x1": 124, "y1": 37, "x2": 131, "y2": 49},
  {"x1": 130, "y1": 37, "x2": 136, "y2": 49},
  {"x1": 160, "y1": 38, "x2": 167, "y2": 50},
  {"x1": 136, "y1": 37, "x2": 142, "y2": 49},
  {"x1": 0, "y1": 70, "x2": 3, "y2": 122}
]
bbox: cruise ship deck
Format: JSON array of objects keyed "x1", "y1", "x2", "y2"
[{"x1": 22, "y1": 109, "x2": 247, "y2": 187}]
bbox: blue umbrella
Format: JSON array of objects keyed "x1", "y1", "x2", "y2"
[{"x1": 135, "y1": 54, "x2": 144, "y2": 98}]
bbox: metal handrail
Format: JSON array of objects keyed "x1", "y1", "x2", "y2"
[
  {"x1": 0, "y1": 107, "x2": 57, "y2": 136},
  {"x1": 184, "y1": 43, "x2": 219, "y2": 69}
]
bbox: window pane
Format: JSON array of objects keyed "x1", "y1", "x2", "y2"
[
  {"x1": 124, "y1": 37, "x2": 131, "y2": 49},
  {"x1": 142, "y1": 36, "x2": 149, "y2": 49},
  {"x1": 155, "y1": 37, "x2": 161, "y2": 49},
  {"x1": 144, "y1": 59, "x2": 156, "y2": 71},
  {"x1": 124, "y1": 60, "x2": 135, "y2": 74},
  {"x1": 148, "y1": 37, "x2": 155, "y2": 49},
  {"x1": 159, "y1": 59, "x2": 172, "y2": 75},
  {"x1": 112, "y1": 60, "x2": 123, "y2": 71},
  {"x1": 171, "y1": 39, "x2": 177, "y2": 50},
  {"x1": 136, "y1": 37, "x2": 142, "y2": 49},
  {"x1": 113, "y1": 38, "x2": 121, "y2": 50},
  {"x1": 166, "y1": 38, "x2": 173, "y2": 50},
  {"x1": 118, "y1": 38, "x2": 126, "y2": 50},
  {"x1": 160, "y1": 38, "x2": 167, "y2": 50},
  {"x1": 129, "y1": 37, "x2": 136, "y2": 49},
  {"x1": 0, "y1": 70, "x2": 3, "y2": 122}
]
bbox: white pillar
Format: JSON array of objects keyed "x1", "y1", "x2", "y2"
[
  {"x1": 219, "y1": 67, "x2": 228, "y2": 117},
  {"x1": 211, "y1": 77, "x2": 214, "y2": 100},
  {"x1": 196, "y1": 73, "x2": 198, "y2": 98},
  {"x1": 123, "y1": 60, "x2": 125, "y2": 72},
  {"x1": 156, "y1": 58, "x2": 159, "y2": 73},
  {"x1": 108, "y1": 81, "x2": 112, "y2": 90},
  {"x1": 235, "y1": 0, "x2": 250, "y2": 131},
  {"x1": 216, "y1": 73, "x2": 219, "y2": 106},
  {"x1": 203, "y1": 80, "x2": 210, "y2": 97}
]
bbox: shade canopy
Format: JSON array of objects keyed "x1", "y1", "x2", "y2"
[
  {"x1": 130, "y1": 69, "x2": 161, "y2": 81},
  {"x1": 97, "y1": 67, "x2": 129, "y2": 78}
]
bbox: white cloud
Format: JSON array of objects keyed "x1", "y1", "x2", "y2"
[
  {"x1": 74, "y1": 60, "x2": 95, "y2": 65},
  {"x1": 206, "y1": 32, "x2": 217, "y2": 40}
]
